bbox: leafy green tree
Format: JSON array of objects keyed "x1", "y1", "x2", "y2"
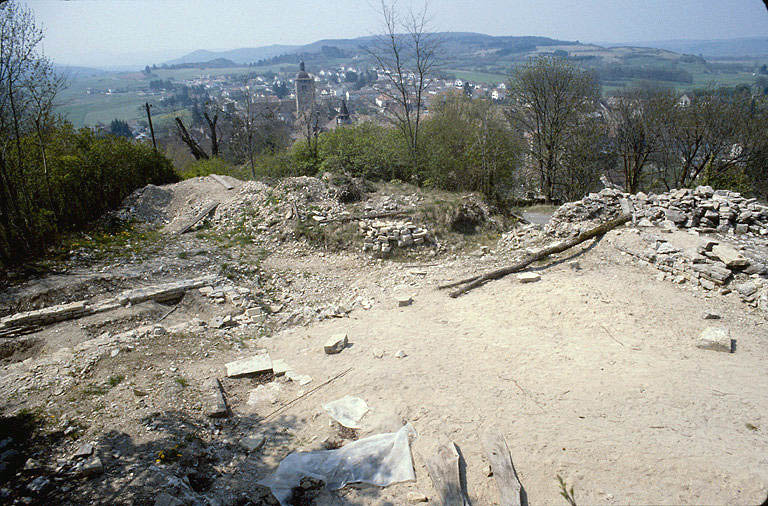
[
  {"x1": 109, "y1": 119, "x2": 133, "y2": 138},
  {"x1": 421, "y1": 93, "x2": 522, "y2": 200}
]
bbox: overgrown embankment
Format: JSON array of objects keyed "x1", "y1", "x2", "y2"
[{"x1": 0, "y1": 125, "x2": 178, "y2": 267}]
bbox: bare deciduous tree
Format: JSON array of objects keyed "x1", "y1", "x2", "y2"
[
  {"x1": 506, "y1": 56, "x2": 600, "y2": 201},
  {"x1": 0, "y1": 0, "x2": 62, "y2": 258},
  {"x1": 607, "y1": 88, "x2": 674, "y2": 193},
  {"x1": 655, "y1": 90, "x2": 762, "y2": 189},
  {"x1": 203, "y1": 108, "x2": 219, "y2": 157},
  {"x1": 367, "y1": 0, "x2": 440, "y2": 175},
  {"x1": 296, "y1": 105, "x2": 320, "y2": 163},
  {"x1": 26, "y1": 57, "x2": 66, "y2": 214},
  {"x1": 229, "y1": 88, "x2": 289, "y2": 178}
]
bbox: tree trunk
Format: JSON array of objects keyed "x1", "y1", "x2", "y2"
[
  {"x1": 204, "y1": 112, "x2": 219, "y2": 157},
  {"x1": 175, "y1": 118, "x2": 209, "y2": 160},
  {"x1": 440, "y1": 214, "x2": 631, "y2": 297}
]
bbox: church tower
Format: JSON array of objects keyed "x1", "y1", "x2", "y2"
[
  {"x1": 294, "y1": 61, "x2": 315, "y2": 119},
  {"x1": 336, "y1": 99, "x2": 352, "y2": 125}
]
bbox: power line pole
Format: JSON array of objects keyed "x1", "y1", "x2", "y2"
[{"x1": 145, "y1": 102, "x2": 157, "y2": 151}]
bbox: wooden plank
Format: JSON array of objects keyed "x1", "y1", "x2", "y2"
[
  {"x1": 424, "y1": 442, "x2": 470, "y2": 506},
  {"x1": 177, "y1": 202, "x2": 219, "y2": 235},
  {"x1": 482, "y1": 431, "x2": 524, "y2": 506},
  {"x1": 210, "y1": 174, "x2": 234, "y2": 190}
]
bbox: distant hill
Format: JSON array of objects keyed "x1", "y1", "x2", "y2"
[
  {"x1": 166, "y1": 32, "x2": 578, "y2": 66},
  {"x1": 159, "y1": 33, "x2": 766, "y2": 90},
  {"x1": 164, "y1": 58, "x2": 240, "y2": 69},
  {"x1": 54, "y1": 64, "x2": 108, "y2": 78},
  {"x1": 166, "y1": 45, "x2": 301, "y2": 65},
  {"x1": 603, "y1": 37, "x2": 768, "y2": 58}
]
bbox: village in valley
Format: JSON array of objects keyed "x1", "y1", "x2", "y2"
[{"x1": 78, "y1": 60, "x2": 510, "y2": 143}]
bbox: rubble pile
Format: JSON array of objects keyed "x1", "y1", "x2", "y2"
[
  {"x1": 116, "y1": 184, "x2": 172, "y2": 224},
  {"x1": 547, "y1": 186, "x2": 768, "y2": 237},
  {"x1": 545, "y1": 186, "x2": 768, "y2": 314},
  {"x1": 618, "y1": 231, "x2": 768, "y2": 313},
  {"x1": 360, "y1": 219, "x2": 432, "y2": 254}
]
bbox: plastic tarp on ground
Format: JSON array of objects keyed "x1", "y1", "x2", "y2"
[
  {"x1": 322, "y1": 395, "x2": 369, "y2": 429},
  {"x1": 258, "y1": 424, "x2": 416, "y2": 505}
]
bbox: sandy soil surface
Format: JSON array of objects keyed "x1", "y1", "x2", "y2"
[{"x1": 257, "y1": 237, "x2": 768, "y2": 505}]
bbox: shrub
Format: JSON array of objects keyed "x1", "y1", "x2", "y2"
[
  {"x1": 0, "y1": 122, "x2": 178, "y2": 265},
  {"x1": 178, "y1": 157, "x2": 231, "y2": 179},
  {"x1": 420, "y1": 94, "x2": 523, "y2": 202}
]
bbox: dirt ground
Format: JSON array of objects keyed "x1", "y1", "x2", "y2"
[
  {"x1": 258, "y1": 237, "x2": 768, "y2": 505},
  {"x1": 1, "y1": 176, "x2": 767, "y2": 505}
]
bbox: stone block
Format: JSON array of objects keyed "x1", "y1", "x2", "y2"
[
  {"x1": 225, "y1": 354, "x2": 273, "y2": 377},
  {"x1": 397, "y1": 296, "x2": 413, "y2": 307},
  {"x1": 696, "y1": 327, "x2": 734, "y2": 353},
  {"x1": 205, "y1": 378, "x2": 228, "y2": 418},
  {"x1": 711, "y1": 244, "x2": 750, "y2": 270},
  {"x1": 517, "y1": 272, "x2": 541, "y2": 283},
  {"x1": 324, "y1": 333, "x2": 348, "y2": 354}
]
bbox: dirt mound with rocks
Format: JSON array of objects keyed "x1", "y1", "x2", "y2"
[{"x1": 115, "y1": 175, "x2": 242, "y2": 228}]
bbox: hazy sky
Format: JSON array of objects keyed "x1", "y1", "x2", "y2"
[{"x1": 27, "y1": 0, "x2": 768, "y2": 67}]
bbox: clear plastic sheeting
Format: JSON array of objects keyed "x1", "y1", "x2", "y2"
[
  {"x1": 258, "y1": 424, "x2": 417, "y2": 505},
  {"x1": 323, "y1": 395, "x2": 369, "y2": 429}
]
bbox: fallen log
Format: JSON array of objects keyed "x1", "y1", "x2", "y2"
[
  {"x1": 177, "y1": 202, "x2": 219, "y2": 235},
  {"x1": 0, "y1": 276, "x2": 217, "y2": 336},
  {"x1": 441, "y1": 214, "x2": 631, "y2": 297}
]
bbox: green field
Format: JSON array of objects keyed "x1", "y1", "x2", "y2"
[
  {"x1": 56, "y1": 66, "x2": 254, "y2": 127},
  {"x1": 58, "y1": 93, "x2": 149, "y2": 126},
  {"x1": 444, "y1": 69, "x2": 509, "y2": 84}
]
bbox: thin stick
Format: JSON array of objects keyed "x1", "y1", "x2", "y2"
[
  {"x1": 157, "y1": 304, "x2": 179, "y2": 322},
  {"x1": 264, "y1": 367, "x2": 352, "y2": 420},
  {"x1": 600, "y1": 324, "x2": 625, "y2": 347}
]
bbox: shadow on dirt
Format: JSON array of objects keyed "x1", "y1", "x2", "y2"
[{"x1": 2, "y1": 407, "x2": 399, "y2": 505}]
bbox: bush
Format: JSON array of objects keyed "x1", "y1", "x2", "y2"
[
  {"x1": 316, "y1": 122, "x2": 408, "y2": 180},
  {"x1": 0, "y1": 122, "x2": 178, "y2": 265},
  {"x1": 178, "y1": 157, "x2": 231, "y2": 179}
]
